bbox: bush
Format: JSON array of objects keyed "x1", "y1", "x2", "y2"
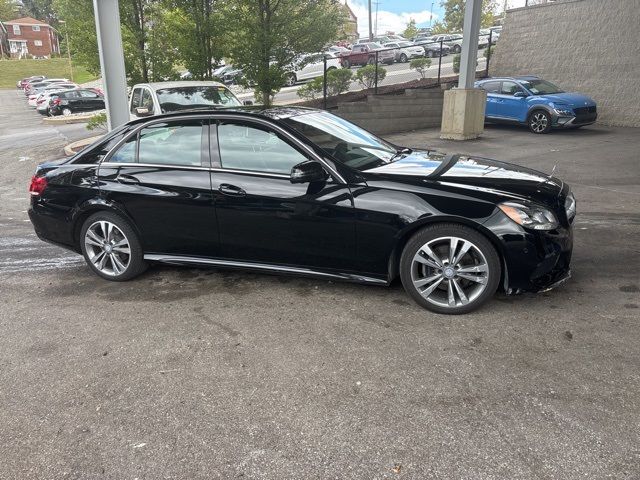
[
  {"x1": 296, "y1": 68, "x2": 354, "y2": 100},
  {"x1": 86, "y1": 112, "x2": 107, "y2": 131},
  {"x1": 453, "y1": 54, "x2": 460, "y2": 73},
  {"x1": 409, "y1": 57, "x2": 432, "y2": 79},
  {"x1": 484, "y1": 45, "x2": 496, "y2": 58},
  {"x1": 297, "y1": 77, "x2": 323, "y2": 100},
  {"x1": 355, "y1": 64, "x2": 386, "y2": 89}
]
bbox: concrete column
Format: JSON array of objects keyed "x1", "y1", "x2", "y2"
[
  {"x1": 93, "y1": 0, "x2": 129, "y2": 130},
  {"x1": 458, "y1": 0, "x2": 483, "y2": 89},
  {"x1": 440, "y1": 0, "x2": 486, "y2": 140}
]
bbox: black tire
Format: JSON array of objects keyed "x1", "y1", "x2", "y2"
[
  {"x1": 454, "y1": 45, "x2": 461, "y2": 54},
  {"x1": 80, "y1": 211, "x2": 147, "y2": 281},
  {"x1": 327, "y1": 66, "x2": 337, "y2": 72},
  {"x1": 342, "y1": 59, "x2": 350, "y2": 69},
  {"x1": 399, "y1": 53, "x2": 408, "y2": 63},
  {"x1": 367, "y1": 56, "x2": 375, "y2": 65},
  {"x1": 528, "y1": 110, "x2": 552, "y2": 134},
  {"x1": 399, "y1": 223, "x2": 501, "y2": 315},
  {"x1": 427, "y1": 50, "x2": 435, "y2": 58}
]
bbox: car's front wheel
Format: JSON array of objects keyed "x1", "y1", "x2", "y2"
[
  {"x1": 528, "y1": 110, "x2": 552, "y2": 134},
  {"x1": 399, "y1": 224, "x2": 500, "y2": 314},
  {"x1": 80, "y1": 212, "x2": 147, "y2": 281},
  {"x1": 285, "y1": 73, "x2": 296, "y2": 87},
  {"x1": 399, "y1": 53, "x2": 408, "y2": 63}
]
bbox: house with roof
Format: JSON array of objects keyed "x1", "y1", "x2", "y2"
[
  {"x1": 339, "y1": 1, "x2": 358, "y2": 42},
  {"x1": 5, "y1": 16, "x2": 59, "y2": 58}
]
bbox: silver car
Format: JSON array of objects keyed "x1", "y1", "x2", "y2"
[{"x1": 383, "y1": 41, "x2": 425, "y2": 63}]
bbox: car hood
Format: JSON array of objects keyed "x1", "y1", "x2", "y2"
[
  {"x1": 364, "y1": 150, "x2": 564, "y2": 206},
  {"x1": 537, "y1": 92, "x2": 596, "y2": 107}
]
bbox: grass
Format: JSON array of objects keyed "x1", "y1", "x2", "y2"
[{"x1": 0, "y1": 58, "x2": 98, "y2": 89}]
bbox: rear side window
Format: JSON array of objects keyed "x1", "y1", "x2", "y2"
[
  {"x1": 77, "y1": 128, "x2": 131, "y2": 164},
  {"x1": 480, "y1": 81, "x2": 501, "y2": 93},
  {"x1": 108, "y1": 120, "x2": 205, "y2": 166}
]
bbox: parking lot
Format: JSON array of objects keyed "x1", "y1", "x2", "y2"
[{"x1": 1, "y1": 87, "x2": 639, "y2": 479}]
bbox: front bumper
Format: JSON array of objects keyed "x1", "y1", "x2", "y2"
[{"x1": 484, "y1": 212, "x2": 574, "y2": 294}]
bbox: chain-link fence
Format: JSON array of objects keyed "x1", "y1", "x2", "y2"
[{"x1": 290, "y1": 32, "x2": 496, "y2": 109}]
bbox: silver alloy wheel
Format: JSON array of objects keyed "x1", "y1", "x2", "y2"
[
  {"x1": 285, "y1": 73, "x2": 296, "y2": 87},
  {"x1": 62, "y1": 107, "x2": 72, "y2": 116},
  {"x1": 84, "y1": 220, "x2": 131, "y2": 276},
  {"x1": 410, "y1": 236, "x2": 489, "y2": 309},
  {"x1": 530, "y1": 112, "x2": 549, "y2": 133}
]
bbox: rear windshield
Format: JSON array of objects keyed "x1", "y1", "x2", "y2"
[
  {"x1": 156, "y1": 86, "x2": 241, "y2": 112},
  {"x1": 519, "y1": 79, "x2": 564, "y2": 95}
]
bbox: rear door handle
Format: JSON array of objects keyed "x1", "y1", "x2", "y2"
[
  {"x1": 218, "y1": 183, "x2": 246, "y2": 197},
  {"x1": 116, "y1": 174, "x2": 140, "y2": 185}
]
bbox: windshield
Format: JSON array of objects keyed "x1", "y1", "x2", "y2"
[
  {"x1": 156, "y1": 86, "x2": 241, "y2": 112},
  {"x1": 283, "y1": 111, "x2": 400, "y2": 171},
  {"x1": 367, "y1": 43, "x2": 384, "y2": 49},
  {"x1": 519, "y1": 79, "x2": 564, "y2": 95}
]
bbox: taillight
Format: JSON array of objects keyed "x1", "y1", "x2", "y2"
[
  {"x1": 52, "y1": 98, "x2": 61, "y2": 105},
  {"x1": 29, "y1": 175, "x2": 48, "y2": 196}
]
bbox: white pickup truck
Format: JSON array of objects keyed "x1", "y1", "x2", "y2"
[{"x1": 129, "y1": 81, "x2": 245, "y2": 120}]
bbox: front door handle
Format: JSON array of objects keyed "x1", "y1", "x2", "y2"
[
  {"x1": 218, "y1": 183, "x2": 246, "y2": 197},
  {"x1": 116, "y1": 174, "x2": 140, "y2": 185}
]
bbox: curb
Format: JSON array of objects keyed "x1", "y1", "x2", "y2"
[
  {"x1": 44, "y1": 114, "x2": 96, "y2": 125},
  {"x1": 63, "y1": 135, "x2": 103, "y2": 157}
]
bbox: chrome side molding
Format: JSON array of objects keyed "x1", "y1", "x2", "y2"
[{"x1": 143, "y1": 254, "x2": 388, "y2": 285}]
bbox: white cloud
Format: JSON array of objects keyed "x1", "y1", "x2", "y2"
[{"x1": 346, "y1": 0, "x2": 438, "y2": 38}]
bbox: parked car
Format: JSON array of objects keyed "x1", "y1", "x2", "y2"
[
  {"x1": 476, "y1": 76, "x2": 598, "y2": 133},
  {"x1": 480, "y1": 28, "x2": 499, "y2": 44},
  {"x1": 339, "y1": 43, "x2": 395, "y2": 68},
  {"x1": 428, "y1": 34, "x2": 463, "y2": 53},
  {"x1": 128, "y1": 81, "x2": 242, "y2": 120},
  {"x1": 28, "y1": 107, "x2": 575, "y2": 314},
  {"x1": 383, "y1": 41, "x2": 425, "y2": 63},
  {"x1": 36, "y1": 90, "x2": 71, "y2": 115},
  {"x1": 48, "y1": 89, "x2": 105, "y2": 116},
  {"x1": 283, "y1": 53, "x2": 341, "y2": 86},
  {"x1": 25, "y1": 78, "x2": 70, "y2": 96},
  {"x1": 413, "y1": 39, "x2": 451, "y2": 57},
  {"x1": 325, "y1": 45, "x2": 350, "y2": 56},
  {"x1": 17, "y1": 75, "x2": 46, "y2": 89},
  {"x1": 28, "y1": 83, "x2": 78, "y2": 107}
]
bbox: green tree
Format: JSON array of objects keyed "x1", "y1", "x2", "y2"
[
  {"x1": 0, "y1": 0, "x2": 19, "y2": 21},
  {"x1": 21, "y1": 0, "x2": 56, "y2": 22},
  {"x1": 409, "y1": 57, "x2": 432, "y2": 78},
  {"x1": 402, "y1": 18, "x2": 418, "y2": 40},
  {"x1": 440, "y1": 0, "x2": 496, "y2": 33},
  {"x1": 227, "y1": 0, "x2": 342, "y2": 106},
  {"x1": 163, "y1": 0, "x2": 227, "y2": 79},
  {"x1": 355, "y1": 64, "x2": 386, "y2": 89}
]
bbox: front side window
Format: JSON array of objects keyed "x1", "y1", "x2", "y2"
[
  {"x1": 155, "y1": 86, "x2": 241, "y2": 113},
  {"x1": 130, "y1": 88, "x2": 142, "y2": 113},
  {"x1": 217, "y1": 122, "x2": 308, "y2": 175},
  {"x1": 500, "y1": 81, "x2": 522, "y2": 96},
  {"x1": 79, "y1": 90, "x2": 98, "y2": 98},
  {"x1": 108, "y1": 120, "x2": 204, "y2": 166}
]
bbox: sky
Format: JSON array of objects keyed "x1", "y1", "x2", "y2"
[{"x1": 345, "y1": 0, "x2": 527, "y2": 38}]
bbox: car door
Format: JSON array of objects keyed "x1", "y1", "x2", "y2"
[
  {"x1": 78, "y1": 89, "x2": 102, "y2": 111},
  {"x1": 479, "y1": 81, "x2": 502, "y2": 118},
  {"x1": 98, "y1": 117, "x2": 219, "y2": 257},
  {"x1": 61, "y1": 90, "x2": 81, "y2": 112},
  {"x1": 209, "y1": 117, "x2": 357, "y2": 272},
  {"x1": 498, "y1": 81, "x2": 529, "y2": 122}
]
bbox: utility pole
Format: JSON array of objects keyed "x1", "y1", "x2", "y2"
[
  {"x1": 368, "y1": 0, "x2": 373, "y2": 40},
  {"x1": 59, "y1": 20, "x2": 73, "y2": 82},
  {"x1": 374, "y1": 1, "x2": 380, "y2": 36},
  {"x1": 430, "y1": 2, "x2": 434, "y2": 27}
]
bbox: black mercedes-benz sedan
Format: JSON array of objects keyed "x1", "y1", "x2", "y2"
[{"x1": 28, "y1": 107, "x2": 575, "y2": 314}]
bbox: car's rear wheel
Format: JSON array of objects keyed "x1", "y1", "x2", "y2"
[
  {"x1": 454, "y1": 45, "x2": 461, "y2": 53},
  {"x1": 399, "y1": 224, "x2": 500, "y2": 314},
  {"x1": 399, "y1": 53, "x2": 408, "y2": 63},
  {"x1": 80, "y1": 212, "x2": 147, "y2": 281},
  {"x1": 528, "y1": 110, "x2": 552, "y2": 134},
  {"x1": 61, "y1": 107, "x2": 72, "y2": 116},
  {"x1": 342, "y1": 59, "x2": 350, "y2": 69},
  {"x1": 285, "y1": 73, "x2": 296, "y2": 87}
]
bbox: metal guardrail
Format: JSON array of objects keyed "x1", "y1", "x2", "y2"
[{"x1": 318, "y1": 32, "x2": 496, "y2": 109}]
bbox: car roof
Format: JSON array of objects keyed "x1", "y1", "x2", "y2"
[
  {"x1": 126, "y1": 106, "x2": 320, "y2": 126},
  {"x1": 134, "y1": 81, "x2": 228, "y2": 91},
  {"x1": 479, "y1": 75, "x2": 540, "y2": 82}
]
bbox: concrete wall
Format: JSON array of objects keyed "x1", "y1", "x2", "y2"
[
  {"x1": 490, "y1": 0, "x2": 640, "y2": 127},
  {"x1": 334, "y1": 88, "x2": 444, "y2": 135}
]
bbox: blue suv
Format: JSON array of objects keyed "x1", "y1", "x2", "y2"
[{"x1": 475, "y1": 76, "x2": 597, "y2": 134}]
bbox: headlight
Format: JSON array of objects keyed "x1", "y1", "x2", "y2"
[
  {"x1": 565, "y1": 192, "x2": 576, "y2": 220},
  {"x1": 498, "y1": 202, "x2": 559, "y2": 230},
  {"x1": 554, "y1": 107, "x2": 574, "y2": 116}
]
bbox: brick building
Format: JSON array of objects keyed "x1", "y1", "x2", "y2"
[{"x1": 5, "y1": 16, "x2": 59, "y2": 59}]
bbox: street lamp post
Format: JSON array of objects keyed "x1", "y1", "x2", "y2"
[
  {"x1": 59, "y1": 20, "x2": 73, "y2": 82},
  {"x1": 430, "y1": 2, "x2": 434, "y2": 27}
]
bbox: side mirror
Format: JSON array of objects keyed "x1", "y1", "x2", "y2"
[
  {"x1": 243, "y1": 100, "x2": 253, "y2": 106},
  {"x1": 290, "y1": 161, "x2": 329, "y2": 184},
  {"x1": 135, "y1": 107, "x2": 152, "y2": 117},
  {"x1": 513, "y1": 91, "x2": 527, "y2": 98}
]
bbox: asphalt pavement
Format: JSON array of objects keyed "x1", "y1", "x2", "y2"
[{"x1": 0, "y1": 88, "x2": 639, "y2": 479}]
